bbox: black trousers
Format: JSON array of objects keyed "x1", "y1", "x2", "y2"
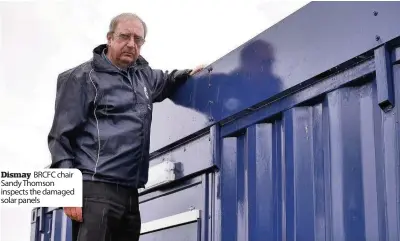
[{"x1": 72, "y1": 181, "x2": 141, "y2": 241}]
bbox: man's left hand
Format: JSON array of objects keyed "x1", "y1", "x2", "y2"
[{"x1": 190, "y1": 65, "x2": 207, "y2": 76}]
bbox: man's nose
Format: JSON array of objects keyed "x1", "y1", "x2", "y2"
[{"x1": 127, "y1": 37, "x2": 136, "y2": 48}]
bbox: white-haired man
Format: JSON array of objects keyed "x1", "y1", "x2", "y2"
[{"x1": 48, "y1": 13, "x2": 204, "y2": 241}]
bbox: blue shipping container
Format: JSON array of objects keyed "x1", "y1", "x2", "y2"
[{"x1": 31, "y1": 2, "x2": 400, "y2": 241}]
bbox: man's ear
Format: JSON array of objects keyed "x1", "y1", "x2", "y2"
[{"x1": 106, "y1": 33, "x2": 112, "y2": 45}]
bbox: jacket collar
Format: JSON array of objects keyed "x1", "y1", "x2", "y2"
[{"x1": 92, "y1": 44, "x2": 149, "y2": 72}]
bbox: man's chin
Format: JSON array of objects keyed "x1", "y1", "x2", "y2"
[{"x1": 121, "y1": 57, "x2": 135, "y2": 65}]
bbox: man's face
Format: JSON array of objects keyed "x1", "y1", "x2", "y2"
[{"x1": 107, "y1": 18, "x2": 145, "y2": 68}]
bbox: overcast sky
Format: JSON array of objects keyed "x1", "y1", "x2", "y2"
[{"x1": 0, "y1": 0, "x2": 309, "y2": 240}]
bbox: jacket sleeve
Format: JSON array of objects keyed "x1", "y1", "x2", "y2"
[
  {"x1": 47, "y1": 72, "x2": 91, "y2": 169},
  {"x1": 151, "y1": 69, "x2": 192, "y2": 102}
]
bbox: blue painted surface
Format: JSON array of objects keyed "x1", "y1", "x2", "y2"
[
  {"x1": 375, "y1": 45, "x2": 395, "y2": 111},
  {"x1": 218, "y1": 76, "x2": 400, "y2": 241},
  {"x1": 32, "y1": 2, "x2": 400, "y2": 241},
  {"x1": 150, "y1": 1, "x2": 400, "y2": 151},
  {"x1": 148, "y1": 133, "x2": 214, "y2": 180}
]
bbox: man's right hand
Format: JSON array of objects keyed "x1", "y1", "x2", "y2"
[{"x1": 64, "y1": 207, "x2": 83, "y2": 222}]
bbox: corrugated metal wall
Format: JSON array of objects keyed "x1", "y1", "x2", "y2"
[
  {"x1": 218, "y1": 58, "x2": 400, "y2": 241},
  {"x1": 30, "y1": 3, "x2": 400, "y2": 241},
  {"x1": 31, "y1": 208, "x2": 72, "y2": 241},
  {"x1": 31, "y1": 47, "x2": 400, "y2": 241}
]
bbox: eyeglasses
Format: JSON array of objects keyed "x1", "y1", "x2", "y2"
[{"x1": 114, "y1": 32, "x2": 145, "y2": 47}]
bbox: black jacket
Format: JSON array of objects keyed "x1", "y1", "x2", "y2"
[{"x1": 48, "y1": 44, "x2": 192, "y2": 188}]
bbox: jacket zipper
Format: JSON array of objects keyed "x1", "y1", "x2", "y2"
[
  {"x1": 135, "y1": 92, "x2": 148, "y2": 188},
  {"x1": 120, "y1": 70, "x2": 142, "y2": 188},
  {"x1": 135, "y1": 130, "x2": 145, "y2": 188},
  {"x1": 127, "y1": 68, "x2": 146, "y2": 189}
]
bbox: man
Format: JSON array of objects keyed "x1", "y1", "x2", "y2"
[{"x1": 47, "y1": 13, "x2": 204, "y2": 241}]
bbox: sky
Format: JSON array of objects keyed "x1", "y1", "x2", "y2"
[{"x1": 0, "y1": 0, "x2": 309, "y2": 240}]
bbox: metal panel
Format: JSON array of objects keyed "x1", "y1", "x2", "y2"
[
  {"x1": 30, "y1": 208, "x2": 72, "y2": 241},
  {"x1": 148, "y1": 133, "x2": 215, "y2": 183},
  {"x1": 138, "y1": 173, "x2": 209, "y2": 241},
  {"x1": 150, "y1": 1, "x2": 400, "y2": 151},
  {"x1": 141, "y1": 209, "x2": 200, "y2": 234},
  {"x1": 375, "y1": 45, "x2": 395, "y2": 110},
  {"x1": 139, "y1": 176, "x2": 204, "y2": 223},
  {"x1": 139, "y1": 222, "x2": 200, "y2": 241},
  {"x1": 218, "y1": 70, "x2": 400, "y2": 240},
  {"x1": 385, "y1": 63, "x2": 400, "y2": 241},
  {"x1": 31, "y1": 2, "x2": 400, "y2": 241},
  {"x1": 30, "y1": 209, "x2": 38, "y2": 241},
  {"x1": 220, "y1": 58, "x2": 375, "y2": 136},
  {"x1": 50, "y1": 209, "x2": 71, "y2": 241}
]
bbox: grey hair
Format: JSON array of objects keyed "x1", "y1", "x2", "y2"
[{"x1": 108, "y1": 13, "x2": 147, "y2": 38}]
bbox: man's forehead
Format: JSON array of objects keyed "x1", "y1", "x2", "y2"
[{"x1": 116, "y1": 18, "x2": 144, "y2": 36}]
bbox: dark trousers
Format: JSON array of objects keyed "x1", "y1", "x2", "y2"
[{"x1": 72, "y1": 181, "x2": 141, "y2": 241}]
